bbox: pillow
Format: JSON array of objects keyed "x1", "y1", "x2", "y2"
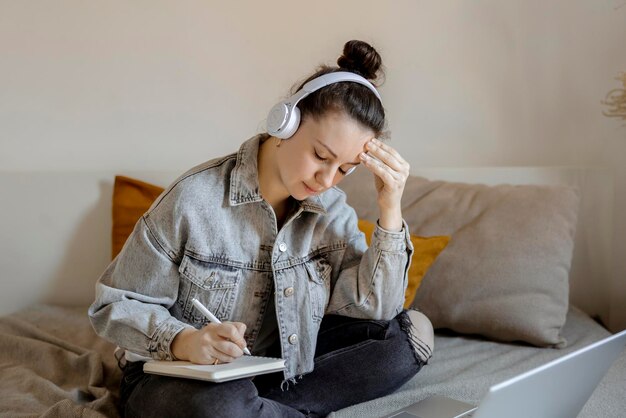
[
  {"x1": 357, "y1": 220, "x2": 449, "y2": 309},
  {"x1": 340, "y1": 169, "x2": 580, "y2": 347},
  {"x1": 112, "y1": 176, "x2": 164, "y2": 259}
]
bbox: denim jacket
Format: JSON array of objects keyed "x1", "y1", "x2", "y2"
[{"x1": 88, "y1": 134, "x2": 413, "y2": 379}]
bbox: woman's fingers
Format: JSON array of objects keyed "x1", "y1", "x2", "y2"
[
  {"x1": 360, "y1": 152, "x2": 398, "y2": 184},
  {"x1": 214, "y1": 322, "x2": 247, "y2": 360},
  {"x1": 364, "y1": 138, "x2": 409, "y2": 174},
  {"x1": 213, "y1": 339, "x2": 243, "y2": 360},
  {"x1": 216, "y1": 322, "x2": 247, "y2": 350},
  {"x1": 359, "y1": 150, "x2": 408, "y2": 185},
  {"x1": 189, "y1": 321, "x2": 246, "y2": 364}
]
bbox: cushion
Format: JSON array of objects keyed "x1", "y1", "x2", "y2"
[
  {"x1": 357, "y1": 220, "x2": 449, "y2": 309},
  {"x1": 340, "y1": 169, "x2": 580, "y2": 347},
  {"x1": 112, "y1": 176, "x2": 164, "y2": 259}
]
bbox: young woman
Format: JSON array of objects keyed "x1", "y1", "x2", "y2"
[{"x1": 89, "y1": 40, "x2": 434, "y2": 418}]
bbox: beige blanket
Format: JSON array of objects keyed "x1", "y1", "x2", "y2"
[{"x1": 0, "y1": 304, "x2": 121, "y2": 417}]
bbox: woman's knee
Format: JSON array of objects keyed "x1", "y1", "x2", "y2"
[{"x1": 402, "y1": 309, "x2": 435, "y2": 364}]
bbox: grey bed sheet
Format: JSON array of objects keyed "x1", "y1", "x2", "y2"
[
  {"x1": 0, "y1": 304, "x2": 623, "y2": 417},
  {"x1": 332, "y1": 306, "x2": 626, "y2": 418}
]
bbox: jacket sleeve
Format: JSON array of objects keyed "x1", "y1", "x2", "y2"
[
  {"x1": 325, "y1": 206, "x2": 414, "y2": 320},
  {"x1": 88, "y1": 193, "x2": 193, "y2": 361}
]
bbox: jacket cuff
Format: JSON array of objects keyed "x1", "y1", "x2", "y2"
[
  {"x1": 372, "y1": 219, "x2": 414, "y2": 253},
  {"x1": 149, "y1": 317, "x2": 194, "y2": 360}
]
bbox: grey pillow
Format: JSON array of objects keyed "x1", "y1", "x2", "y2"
[{"x1": 340, "y1": 169, "x2": 580, "y2": 347}]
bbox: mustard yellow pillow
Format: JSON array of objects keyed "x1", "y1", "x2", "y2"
[
  {"x1": 357, "y1": 219, "x2": 450, "y2": 308},
  {"x1": 112, "y1": 176, "x2": 164, "y2": 259}
]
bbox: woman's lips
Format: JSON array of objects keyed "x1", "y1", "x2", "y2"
[{"x1": 303, "y1": 182, "x2": 320, "y2": 194}]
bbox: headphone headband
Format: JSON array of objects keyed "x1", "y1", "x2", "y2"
[
  {"x1": 298, "y1": 71, "x2": 381, "y2": 101},
  {"x1": 266, "y1": 71, "x2": 382, "y2": 139}
]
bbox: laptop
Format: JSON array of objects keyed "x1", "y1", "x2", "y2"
[{"x1": 385, "y1": 329, "x2": 626, "y2": 418}]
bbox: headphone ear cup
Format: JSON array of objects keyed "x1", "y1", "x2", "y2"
[
  {"x1": 267, "y1": 101, "x2": 290, "y2": 138},
  {"x1": 279, "y1": 106, "x2": 300, "y2": 139}
]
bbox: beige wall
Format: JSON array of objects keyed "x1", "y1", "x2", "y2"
[{"x1": 1, "y1": 0, "x2": 625, "y2": 329}]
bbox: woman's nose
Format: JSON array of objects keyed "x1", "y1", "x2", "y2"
[{"x1": 316, "y1": 167, "x2": 335, "y2": 189}]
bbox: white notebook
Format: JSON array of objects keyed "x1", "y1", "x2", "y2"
[{"x1": 143, "y1": 355, "x2": 286, "y2": 383}]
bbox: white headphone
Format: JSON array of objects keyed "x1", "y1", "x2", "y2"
[{"x1": 266, "y1": 71, "x2": 382, "y2": 139}]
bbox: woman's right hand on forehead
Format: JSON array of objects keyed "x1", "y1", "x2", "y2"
[{"x1": 359, "y1": 138, "x2": 410, "y2": 232}]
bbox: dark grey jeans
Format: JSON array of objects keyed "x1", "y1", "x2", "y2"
[{"x1": 120, "y1": 311, "x2": 425, "y2": 418}]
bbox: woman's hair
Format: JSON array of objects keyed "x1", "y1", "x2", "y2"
[{"x1": 291, "y1": 40, "x2": 388, "y2": 138}]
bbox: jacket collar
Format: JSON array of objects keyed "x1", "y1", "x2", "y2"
[{"x1": 229, "y1": 134, "x2": 327, "y2": 214}]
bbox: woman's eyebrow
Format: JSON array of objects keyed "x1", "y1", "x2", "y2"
[
  {"x1": 315, "y1": 139, "x2": 338, "y2": 158},
  {"x1": 315, "y1": 139, "x2": 361, "y2": 165}
]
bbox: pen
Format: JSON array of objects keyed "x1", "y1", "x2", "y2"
[{"x1": 191, "y1": 298, "x2": 252, "y2": 355}]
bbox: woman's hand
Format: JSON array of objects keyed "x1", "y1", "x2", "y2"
[
  {"x1": 171, "y1": 321, "x2": 247, "y2": 364},
  {"x1": 359, "y1": 138, "x2": 410, "y2": 232}
]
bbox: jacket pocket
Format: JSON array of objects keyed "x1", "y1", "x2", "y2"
[
  {"x1": 304, "y1": 257, "x2": 332, "y2": 322},
  {"x1": 178, "y1": 255, "x2": 241, "y2": 324}
]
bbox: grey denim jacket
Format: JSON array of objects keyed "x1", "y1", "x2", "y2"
[{"x1": 89, "y1": 134, "x2": 414, "y2": 379}]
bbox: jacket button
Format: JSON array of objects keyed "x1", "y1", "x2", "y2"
[
  {"x1": 288, "y1": 334, "x2": 298, "y2": 345},
  {"x1": 284, "y1": 287, "x2": 294, "y2": 297},
  {"x1": 278, "y1": 242, "x2": 287, "y2": 252}
]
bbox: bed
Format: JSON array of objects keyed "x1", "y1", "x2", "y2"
[{"x1": 0, "y1": 167, "x2": 624, "y2": 417}]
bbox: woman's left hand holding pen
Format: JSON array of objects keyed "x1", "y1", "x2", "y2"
[{"x1": 171, "y1": 321, "x2": 248, "y2": 364}]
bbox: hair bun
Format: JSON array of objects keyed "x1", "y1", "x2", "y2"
[{"x1": 337, "y1": 40, "x2": 383, "y2": 82}]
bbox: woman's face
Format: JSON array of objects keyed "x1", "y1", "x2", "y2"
[{"x1": 275, "y1": 111, "x2": 375, "y2": 201}]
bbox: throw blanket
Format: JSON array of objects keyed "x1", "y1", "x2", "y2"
[{"x1": 0, "y1": 304, "x2": 121, "y2": 417}]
